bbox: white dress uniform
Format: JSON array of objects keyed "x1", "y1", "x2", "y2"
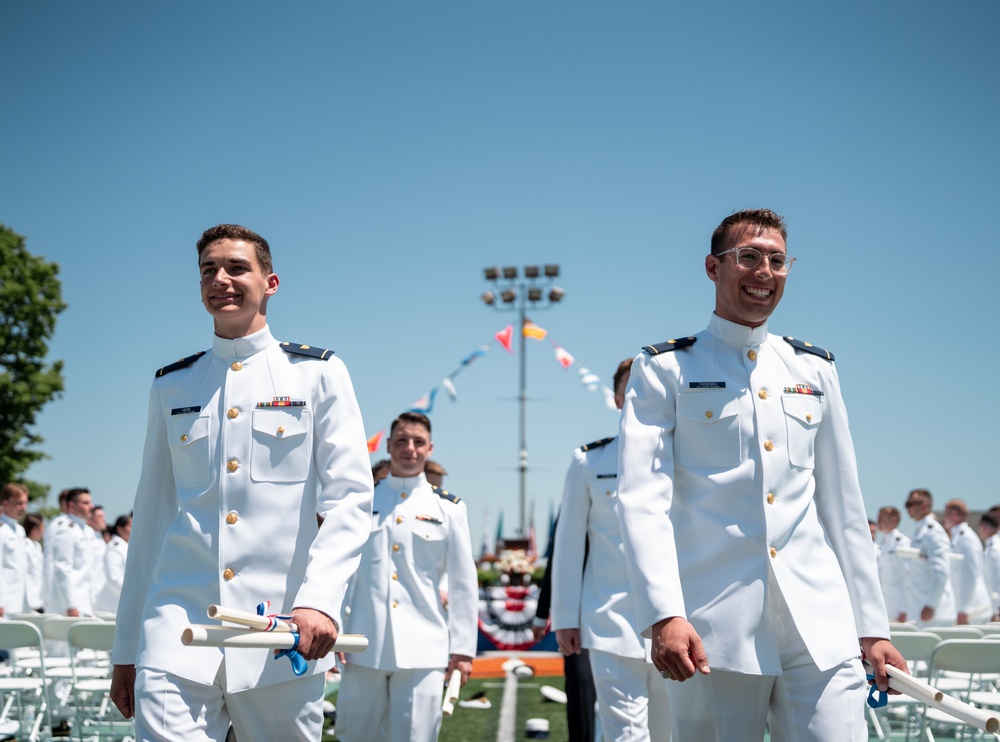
[
  {"x1": 908, "y1": 515, "x2": 956, "y2": 627},
  {"x1": 25, "y1": 537, "x2": 44, "y2": 611},
  {"x1": 877, "y1": 528, "x2": 911, "y2": 620},
  {"x1": 110, "y1": 326, "x2": 374, "y2": 740},
  {"x1": 87, "y1": 528, "x2": 108, "y2": 610},
  {"x1": 0, "y1": 515, "x2": 28, "y2": 615},
  {"x1": 551, "y1": 436, "x2": 670, "y2": 742},
  {"x1": 948, "y1": 522, "x2": 992, "y2": 623},
  {"x1": 95, "y1": 535, "x2": 128, "y2": 615},
  {"x1": 617, "y1": 315, "x2": 889, "y2": 742},
  {"x1": 337, "y1": 472, "x2": 479, "y2": 742},
  {"x1": 47, "y1": 513, "x2": 94, "y2": 615},
  {"x1": 983, "y1": 533, "x2": 1000, "y2": 619}
]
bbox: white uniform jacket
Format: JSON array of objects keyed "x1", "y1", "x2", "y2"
[
  {"x1": 47, "y1": 514, "x2": 94, "y2": 615},
  {"x1": 110, "y1": 326, "x2": 374, "y2": 692},
  {"x1": 949, "y1": 522, "x2": 991, "y2": 617},
  {"x1": 0, "y1": 516, "x2": 28, "y2": 615},
  {"x1": 877, "y1": 529, "x2": 911, "y2": 619},
  {"x1": 983, "y1": 534, "x2": 1000, "y2": 617},
  {"x1": 95, "y1": 535, "x2": 128, "y2": 615},
  {"x1": 908, "y1": 515, "x2": 956, "y2": 622},
  {"x1": 551, "y1": 436, "x2": 646, "y2": 659},
  {"x1": 617, "y1": 314, "x2": 889, "y2": 675},
  {"x1": 344, "y1": 473, "x2": 478, "y2": 671},
  {"x1": 25, "y1": 538, "x2": 44, "y2": 611}
]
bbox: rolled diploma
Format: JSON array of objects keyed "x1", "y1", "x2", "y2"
[
  {"x1": 894, "y1": 546, "x2": 962, "y2": 561},
  {"x1": 442, "y1": 669, "x2": 462, "y2": 717},
  {"x1": 207, "y1": 604, "x2": 294, "y2": 632},
  {"x1": 182, "y1": 626, "x2": 369, "y2": 653},
  {"x1": 877, "y1": 664, "x2": 999, "y2": 734}
]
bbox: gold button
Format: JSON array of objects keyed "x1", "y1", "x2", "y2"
[
  {"x1": 806, "y1": 414, "x2": 813, "y2": 422},
  {"x1": 606, "y1": 491, "x2": 612, "y2": 496},
  {"x1": 227, "y1": 408, "x2": 239, "y2": 419},
  {"x1": 180, "y1": 434, "x2": 188, "y2": 442},
  {"x1": 747, "y1": 349, "x2": 757, "y2": 361},
  {"x1": 400, "y1": 492, "x2": 407, "y2": 499},
  {"x1": 392, "y1": 573, "x2": 398, "y2": 581},
  {"x1": 758, "y1": 390, "x2": 768, "y2": 400},
  {"x1": 227, "y1": 459, "x2": 239, "y2": 472},
  {"x1": 277, "y1": 426, "x2": 285, "y2": 435},
  {"x1": 769, "y1": 547, "x2": 777, "y2": 558},
  {"x1": 223, "y1": 568, "x2": 235, "y2": 581},
  {"x1": 767, "y1": 492, "x2": 775, "y2": 505},
  {"x1": 705, "y1": 411, "x2": 713, "y2": 419},
  {"x1": 763, "y1": 440, "x2": 774, "y2": 452},
  {"x1": 391, "y1": 601, "x2": 398, "y2": 608},
  {"x1": 226, "y1": 512, "x2": 238, "y2": 525},
  {"x1": 393, "y1": 544, "x2": 400, "y2": 551},
  {"x1": 396, "y1": 516, "x2": 404, "y2": 524},
  {"x1": 231, "y1": 361, "x2": 243, "y2": 372}
]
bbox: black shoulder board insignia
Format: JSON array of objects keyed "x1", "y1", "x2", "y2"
[
  {"x1": 783, "y1": 336, "x2": 835, "y2": 362},
  {"x1": 280, "y1": 342, "x2": 335, "y2": 361},
  {"x1": 432, "y1": 485, "x2": 460, "y2": 504},
  {"x1": 156, "y1": 351, "x2": 206, "y2": 378},
  {"x1": 580, "y1": 436, "x2": 615, "y2": 452},
  {"x1": 642, "y1": 337, "x2": 697, "y2": 356}
]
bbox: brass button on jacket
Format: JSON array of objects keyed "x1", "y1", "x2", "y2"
[{"x1": 223, "y1": 568, "x2": 235, "y2": 581}]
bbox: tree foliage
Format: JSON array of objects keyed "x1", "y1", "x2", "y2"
[{"x1": 0, "y1": 224, "x2": 67, "y2": 500}]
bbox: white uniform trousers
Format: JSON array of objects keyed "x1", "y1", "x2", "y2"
[
  {"x1": 667, "y1": 570, "x2": 868, "y2": 742},
  {"x1": 589, "y1": 649, "x2": 671, "y2": 741},
  {"x1": 335, "y1": 664, "x2": 445, "y2": 742},
  {"x1": 134, "y1": 663, "x2": 323, "y2": 742}
]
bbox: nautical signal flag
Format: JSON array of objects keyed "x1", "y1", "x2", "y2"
[
  {"x1": 366, "y1": 430, "x2": 384, "y2": 454},
  {"x1": 554, "y1": 345, "x2": 574, "y2": 369},
  {"x1": 495, "y1": 325, "x2": 514, "y2": 353},
  {"x1": 522, "y1": 321, "x2": 547, "y2": 340}
]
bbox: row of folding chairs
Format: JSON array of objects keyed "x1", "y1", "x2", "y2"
[
  {"x1": 0, "y1": 615, "x2": 134, "y2": 741},
  {"x1": 869, "y1": 625, "x2": 1000, "y2": 741}
]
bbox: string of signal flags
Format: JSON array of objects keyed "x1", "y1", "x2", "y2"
[{"x1": 365, "y1": 319, "x2": 617, "y2": 453}]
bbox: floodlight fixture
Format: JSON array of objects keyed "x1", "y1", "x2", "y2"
[
  {"x1": 548, "y1": 286, "x2": 565, "y2": 303},
  {"x1": 502, "y1": 266, "x2": 518, "y2": 280},
  {"x1": 527, "y1": 287, "x2": 543, "y2": 302},
  {"x1": 501, "y1": 288, "x2": 517, "y2": 304},
  {"x1": 481, "y1": 291, "x2": 496, "y2": 306},
  {"x1": 544, "y1": 264, "x2": 560, "y2": 278},
  {"x1": 484, "y1": 266, "x2": 500, "y2": 281},
  {"x1": 524, "y1": 265, "x2": 540, "y2": 278}
]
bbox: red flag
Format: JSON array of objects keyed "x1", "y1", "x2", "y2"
[
  {"x1": 366, "y1": 430, "x2": 384, "y2": 454},
  {"x1": 495, "y1": 325, "x2": 514, "y2": 353},
  {"x1": 554, "y1": 345, "x2": 574, "y2": 369}
]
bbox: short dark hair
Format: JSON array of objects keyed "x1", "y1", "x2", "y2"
[
  {"x1": 980, "y1": 513, "x2": 999, "y2": 530},
  {"x1": 113, "y1": 514, "x2": 132, "y2": 537},
  {"x1": 909, "y1": 488, "x2": 933, "y2": 506},
  {"x1": 197, "y1": 224, "x2": 273, "y2": 274},
  {"x1": 613, "y1": 359, "x2": 633, "y2": 392},
  {"x1": 711, "y1": 209, "x2": 788, "y2": 256},
  {"x1": 22, "y1": 512, "x2": 44, "y2": 536},
  {"x1": 65, "y1": 487, "x2": 90, "y2": 504},
  {"x1": 390, "y1": 411, "x2": 432, "y2": 437}
]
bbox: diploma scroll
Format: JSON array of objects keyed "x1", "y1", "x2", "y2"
[
  {"x1": 442, "y1": 669, "x2": 462, "y2": 717},
  {"x1": 207, "y1": 604, "x2": 295, "y2": 632},
  {"x1": 181, "y1": 626, "x2": 369, "y2": 653},
  {"x1": 866, "y1": 662, "x2": 999, "y2": 734}
]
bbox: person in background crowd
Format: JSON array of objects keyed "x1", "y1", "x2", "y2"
[
  {"x1": 0, "y1": 483, "x2": 31, "y2": 616},
  {"x1": 942, "y1": 498, "x2": 992, "y2": 624},
  {"x1": 904, "y1": 488, "x2": 956, "y2": 627},
  {"x1": 48, "y1": 487, "x2": 95, "y2": 617},
  {"x1": 977, "y1": 513, "x2": 999, "y2": 622},
  {"x1": 876, "y1": 506, "x2": 911, "y2": 623},
  {"x1": 371, "y1": 459, "x2": 391, "y2": 483},
  {"x1": 23, "y1": 512, "x2": 45, "y2": 612},
  {"x1": 96, "y1": 514, "x2": 132, "y2": 615},
  {"x1": 424, "y1": 460, "x2": 447, "y2": 488},
  {"x1": 87, "y1": 504, "x2": 109, "y2": 608}
]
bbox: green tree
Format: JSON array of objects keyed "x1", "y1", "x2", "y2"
[{"x1": 0, "y1": 224, "x2": 66, "y2": 502}]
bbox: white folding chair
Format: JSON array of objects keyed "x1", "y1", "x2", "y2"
[
  {"x1": 920, "y1": 639, "x2": 1000, "y2": 741},
  {"x1": 66, "y1": 622, "x2": 133, "y2": 742},
  {"x1": 0, "y1": 621, "x2": 54, "y2": 741}
]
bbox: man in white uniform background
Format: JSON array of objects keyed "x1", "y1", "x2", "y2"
[
  {"x1": 47, "y1": 487, "x2": 95, "y2": 617},
  {"x1": 552, "y1": 359, "x2": 670, "y2": 741},
  {"x1": 616, "y1": 208, "x2": 905, "y2": 741},
  {"x1": 978, "y1": 513, "x2": 1000, "y2": 621},
  {"x1": 903, "y1": 488, "x2": 956, "y2": 628},
  {"x1": 336, "y1": 411, "x2": 478, "y2": 742},
  {"x1": 876, "y1": 506, "x2": 910, "y2": 623},
  {"x1": 942, "y1": 498, "x2": 992, "y2": 624},
  {"x1": 109, "y1": 224, "x2": 374, "y2": 741},
  {"x1": 0, "y1": 482, "x2": 30, "y2": 616}
]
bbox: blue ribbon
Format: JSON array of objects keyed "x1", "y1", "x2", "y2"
[
  {"x1": 866, "y1": 674, "x2": 887, "y2": 708},
  {"x1": 256, "y1": 602, "x2": 308, "y2": 677}
]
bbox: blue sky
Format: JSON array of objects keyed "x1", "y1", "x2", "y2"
[{"x1": 2, "y1": 1, "x2": 998, "y2": 549}]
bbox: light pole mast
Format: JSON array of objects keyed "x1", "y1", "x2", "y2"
[{"x1": 481, "y1": 265, "x2": 565, "y2": 537}]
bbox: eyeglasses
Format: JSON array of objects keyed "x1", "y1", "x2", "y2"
[
  {"x1": 904, "y1": 500, "x2": 922, "y2": 508},
  {"x1": 716, "y1": 247, "x2": 796, "y2": 274}
]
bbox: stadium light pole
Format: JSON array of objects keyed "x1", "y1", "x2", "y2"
[{"x1": 481, "y1": 265, "x2": 565, "y2": 537}]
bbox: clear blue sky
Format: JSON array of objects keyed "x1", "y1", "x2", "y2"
[{"x1": 2, "y1": 1, "x2": 998, "y2": 549}]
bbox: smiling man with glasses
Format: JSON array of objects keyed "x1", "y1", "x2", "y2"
[{"x1": 616, "y1": 208, "x2": 905, "y2": 741}]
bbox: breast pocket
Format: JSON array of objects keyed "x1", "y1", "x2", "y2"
[
  {"x1": 251, "y1": 408, "x2": 312, "y2": 483},
  {"x1": 167, "y1": 414, "x2": 212, "y2": 491},
  {"x1": 676, "y1": 393, "x2": 742, "y2": 468},
  {"x1": 411, "y1": 522, "x2": 447, "y2": 572},
  {"x1": 782, "y1": 395, "x2": 823, "y2": 469}
]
